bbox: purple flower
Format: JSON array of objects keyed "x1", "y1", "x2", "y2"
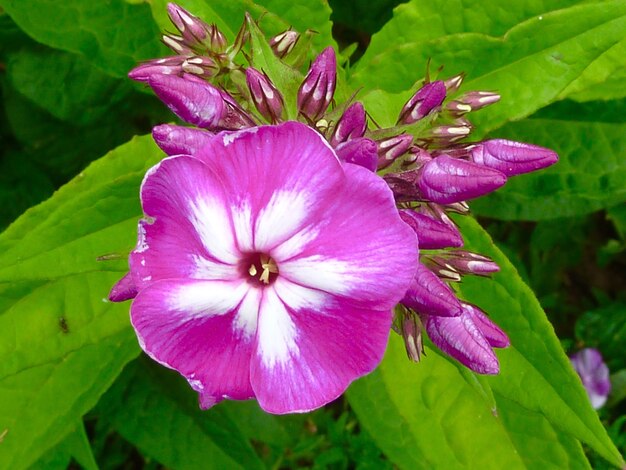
[
  {"x1": 570, "y1": 348, "x2": 611, "y2": 409},
  {"x1": 125, "y1": 122, "x2": 417, "y2": 413},
  {"x1": 469, "y1": 139, "x2": 558, "y2": 176},
  {"x1": 297, "y1": 47, "x2": 337, "y2": 121}
]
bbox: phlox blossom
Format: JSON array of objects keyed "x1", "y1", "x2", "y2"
[{"x1": 127, "y1": 122, "x2": 418, "y2": 413}]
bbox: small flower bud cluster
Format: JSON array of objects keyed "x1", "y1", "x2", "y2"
[{"x1": 128, "y1": 3, "x2": 560, "y2": 376}]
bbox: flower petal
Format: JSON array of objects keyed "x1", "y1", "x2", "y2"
[
  {"x1": 276, "y1": 163, "x2": 418, "y2": 310},
  {"x1": 131, "y1": 155, "x2": 242, "y2": 289},
  {"x1": 250, "y1": 279, "x2": 392, "y2": 413},
  {"x1": 130, "y1": 279, "x2": 255, "y2": 406}
]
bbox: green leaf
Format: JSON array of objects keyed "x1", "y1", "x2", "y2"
[
  {"x1": 575, "y1": 303, "x2": 626, "y2": 371},
  {"x1": 351, "y1": 0, "x2": 626, "y2": 135},
  {"x1": 348, "y1": 216, "x2": 624, "y2": 468},
  {"x1": 0, "y1": 0, "x2": 165, "y2": 77},
  {"x1": 0, "y1": 135, "x2": 163, "y2": 469},
  {"x1": 6, "y1": 46, "x2": 131, "y2": 125},
  {"x1": 470, "y1": 105, "x2": 626, "y2": 220},
  {"x1": 97, "y1": 358, "x2": 264, "y2": 470},
  {"x1": 61, "y1": 422, "x2": 99, "y2": 470}
]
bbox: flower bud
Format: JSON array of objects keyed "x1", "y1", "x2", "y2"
[
  {"x1": 152, "y1": 124, "x2": 214, "y2": 156},
  {"x1": 376, "y1": 134, "x2": 413, "y2": 169},
  {"x1": 400, "y1": 310, "x2": 424, "y2": 362},
  {"x1": 428, "y1": 250, "x2": 500, "y2": 277},
  {"x1": 246, "y1": 67, "x2": 284, "y2": 123},
  {"x1": 108, "y1": 272, "x2": 137, "y2": 302},
  {"x1": 335, "y1": 138, "x2": 378, "y2": 172},
  {"x1": 128, "y1": 56, "x2": 184, "y2": 82},
  {"x1": 570, "y1": 348, "x2": 611, "y2": 409},
  {"x1": 162, "y1": 33, "x2": 194, "y2": 55},
  {"x1": 405, "y1": 147, "x2": 433, "y2": 167},
  {"x1": 270, "y1": 29, "x2": 300, "y2": 58},
  {"x1": 167, "y1": 3, "x2": 209, "y2": 45},
  {"x1": 462, "y1": 303, "x2": 509, "y2": 348},
  {"x1": 382, "y1": 170, "x2": 422, "y2": 203},
  {"x1": 430, "y1": 124, "x2": 472, "y2": 143},
  {"x1": 207, "y1": 24, "x2": 228, "y2": 52},
  {"x1": 470, "y1": 139, "x2": 558, "y2": 176},
  {"x1": 297, "y1": 47, "x2": 337, "y2": 121},
  {"x1": 330, "y1": 102, "x2": 367, "y2": 147},
  {"x1": 417, "y1": 155, "x2": 507, "y2": 204},
  {"x1": 424, "y1": 311, "x2": 500, "y2": 374},
  {"x1": 182, "y1": 56, "x2": 219, "y2": 79},
  {"x1": 398, "y1": 80, "x2": 446, "y2": 125},
  {"x1": 398, "y1": 209, "x2": 463, "y2": 250},
  {"x1": 443, "y1": 73, "x2": 465, "y2": 93},
  {"x1": 401, "y1": 263, "x2": 463, "y2": 317},
  {"x1": 148, "y1": 74, "x2": 226, "y2": 129},
  {"x1": 217, "y1": 88, "x2": 257, "y2": 129},
  {"x1": 446, "y1": 91, "x2": 500, "y2": 115}
]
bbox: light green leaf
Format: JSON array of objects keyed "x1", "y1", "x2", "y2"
[
  {"x1": 352, "y1": 0, "x2": 626, "y2": 135},
  {"x1": 470, "y1": 103, "x2": 626, "y2": 220},
  {"x1": 0, "y1": 135, "x2": 163, "y2": 469},
  {"x1": 97, "y1": 358, "x2": 264, "y2": 470},
  {"x1": 348, "y1": 216, "x2": 623, "y2": 468},
  {"x1": 0, "y1": 0, "x2": 165, "y2": 77},
  {"x1": 61, "y1": 422, "x2": 99, "y2": 470}
]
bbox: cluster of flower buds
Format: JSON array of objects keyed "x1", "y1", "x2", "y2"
[{"x1": 126, "y1": 3, "x2": 559, "y2": 375}]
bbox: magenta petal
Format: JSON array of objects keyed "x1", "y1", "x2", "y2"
[
  {"x1": 462, "y1": 303, "x2": 509, "y2": 348},
  {"x1": 424, "y1": 312, "x2": 499, "y2": 374},
  {"x1": 398, "y1": 209, "x2": 463, "y2": 249},
  {"x1": 401, "y1": 263, "x2": 462, "y2": 317},
  {"x1": 152, "y1": 124, "x2": 214, "y2": 156},
  {"x1": 108, "y1": 272, "x2": 137, "y2": 302},
  {"x1": 250, "y1": 282, "x2": 392, "y2": 413},
  {"x1": 131, "y1": 279, "x2": 255, "y2": 405},
  {"x1": 148, "y1": 74, "x2": 225, "y2": 128},
  {"x1": 417, "y1": 155, "x2": 507, "y2": 203},
  {"x1": 334, "y1": 138, "x2": 378, "y2": 172}
]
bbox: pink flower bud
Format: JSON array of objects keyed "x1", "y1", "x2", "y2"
[
  {"x1": 470, "y1": 139, "x2": 558, "y2": 176},
  {"x1": 398, "y1": 80, "x2": 446, "y2": 125},
  {"x1": 270, "y1": 29, "x2": 300, "y2": 58},
  {"x1": 162, "y1": 33, "x2": 194, "y2": 55},
  {"x1": 108, "y1": 273, "x2": 137, "y2": 302},
  {"x1": 335, "y1": 138, "x2": 378, "y2": 172},
  {"x1": 330, "y1": 102, "x2": 367, "y2": 147},
  {"x1": 376, "y1": 134, "x2": 413, "y2": 169},
  {"x1": 417, "y1": 155, "x2": 507, "y2": 204},
  {"x1": 398, "y1": 209, "x2": 463, "y2": 250},
  {"x1": 400, "y1": 310, "x2": 424, "y2": 362},
  {"x1": 440, "y1": 250, "x2": 500, "y2": 276},
  {"x1": 167, "y1": 3, "x2": 209, "y2": 45},
  {"x1": 128, "y1": 56, "x2": 184, "y2": 82},
  {"x1": 443, "y1": 73, "x2": 465, "y2": 93},
  {"x1": 297, "y1": 47, "x2": 337, "y2": 121},
  {"x1": 152, "y1": 124, "x2": 214, "y2": 156},
  {"x1": 148, "y1": 74, "x2": 226, "y2": 129},
  {"x1": 462, "y1": 303, "x2": 509, "y2": 348},
  {"x1": 246, "y1": 67, "x2": 284, "y2": 123},
  {"x1": 402, "y1": 263, "x2": 463, "y2": 317},
  {"x1": 182, "y1": 56, "x2": 219, "y2": 79},
  {"x1": 207, "y1": 24, "x2": 228, "y2": 52}
]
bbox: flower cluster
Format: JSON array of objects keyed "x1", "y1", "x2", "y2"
[{"x1": 110, "y1": 3, "x2": 558, "y2": 413}]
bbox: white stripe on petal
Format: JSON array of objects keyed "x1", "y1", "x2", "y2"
[
  {"x1": 233, "y1": 287, "x2": 261, "y2": 339},
  {"x1": 168, "y1": 280, "x2": 249, "y2": 318},
  {"x1": 273, "y1": 277, "x2": 328, "y2": 311},
  {"x1": 192, "y1": 255, "x2": 240, "y2": 280},
  {"x1": 231, "y1": 200, "x2": 254, "y2": 252},
  {"x1": 255, "y1": 190, "x2": 310, "y2": 251},
  {"x1": 278, "y1": 256, "x2": 358, "y2": 295},
  {"x1": 189, "y1": 196, "x2": 239, "y2": 264},
  {"x1": 271, "y1": 226, "x2": 319, "y2": 262},
  {"x1": 257, "y1": 287, "x2": 299, "y2": 368}
]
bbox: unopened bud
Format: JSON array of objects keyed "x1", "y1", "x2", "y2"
[
  {"x1": 447, "y1": 91, "x2": 500, "y2": 115},
  {"x1": 443, "y1": 73, "x2": 465, "y2": 93},
  {"x1": 430, "y1": 250, "x2": 500, "y2": 277},
  {"x1": 167, "y1": 3, "x2": 209, "y2": 45},
  {"x1": 162, "y1": 33, "x2": 194, "y2": 55},
  {"x1": 108, "y1": 272, "x2": 137, "y2": 302},
  {"x1": 335, "y1": 138, "x2": 378, "y2": 172},
  {"x1": 401, "y1": 263, "x2": 463, "y2": 317},
  {"x1": 399, "y1": 209, "x2": 463, "y2": 250},
  {"x1": 377, "y1": 134, "x2": 413, "y2": 169},
  {"x1": 207, "y1": 24, "x2": 228, "y2": 52},
  {"x1": 217, "y1": 88, "x2": 257, "y2": 129},
  {"x1": 297, "y1": 47, "x2": 337, "y2": 121},
  {"x1": 270, "y1": 29, "x2": 300, "y2": 58},
  {"x1": 401, "y1": 310, "x2": 424, "y2": 362},
  {"x1": 246, "y1": 67, "x2": 284, "y2": 123},
  {"x1": 398, "y1": 80, "x2": 446, "y2": 125},
  {"x1": 182, "y1": 56, "x2": 219, "y2": 78},
  {"x1": 148, "y1": 74, "x2": 225, "y2": 129},
  {"x1": 330, "y1": 102, "x2": 367, "y2": 147},
  {"x1": 462, "y1": 302, "x2": 509, "y2": 348},
  {"x1": 430, "y1": 124, "x2": 472, "y2": 143},
  {"x1": 470, "y1": 139, "x2": 558, "y2": 176},
  {"x1": 128, "y1": 56, "x2": 184, "y2": 82},
  {"x1": 152, "y1": 124, "x2": 214, "y2": 156},
  {"x1": 405, "y1": 147, "x2": 433, "y2": 167},
  {"x1": 417, "y1": 155, "x2": 507, "y2": 204}
]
